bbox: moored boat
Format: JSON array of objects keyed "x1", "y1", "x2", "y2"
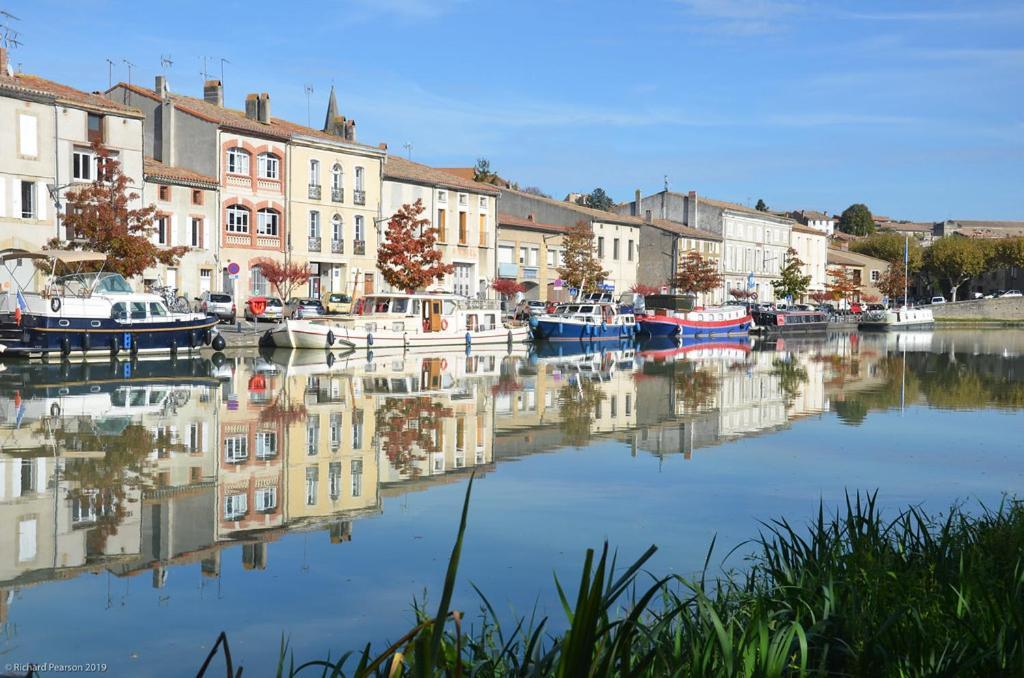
[
  {"x1": 638, "y1": 305, "x2": 753, "y2": 337},
  {"x1": 751, "y1": 309, "x2": 828, "y2": 335},
  {"x1": 858, "y1": 307, "x2": 934, "y2": 331},
  {"x1": 531, "y1": 302, "x2": 638, "y2": 341}
]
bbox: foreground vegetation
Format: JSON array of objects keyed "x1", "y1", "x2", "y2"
[{"x1": 198, "y1": 483, "x2": 1024, "y2": 676}]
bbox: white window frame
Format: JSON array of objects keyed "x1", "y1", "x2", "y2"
[
  {"x1": 255, "y1": 431, "x2": 277, "y2": 459},
  {"x1": 257, "y1": 208, "x2": 280, "y2": 237},
  {"x1": 191, "y1": 217, "x2": 203, "y2": 247},
  {"x1": 227, "y1": 147, "x2": 250, "y2": 175},
  {"x1": 224, "y1": 493, "x2": 248, "y2": 520},
  {"x1": 479, "y1": 196, "x2": 488, "y2": 210},
  {"x1": 257, "y1": 152, "x2": 279, "y2": 180},
  {"x1": 224, "y1": 435, "x2": 248, "y2": 463},
  {"x1": 73, "y1": 148, "x2": 94, "y2": 181},
  {"x1": 437, "y1": 189, "x2": 447, "y2": 203},
  {"x1": 354, "y1": 215, "x2": 364, "y2": 241},
  {"x1": 20, "y1": 181, "x2": 35, "y2": 219},
  {"x1": 255, "y1": 487, "x2": 277, "y2": 511},
  {"x1": 309, "y1": 210, "x2": 321, "y2": 239},
  {"x1": 226, "y1": 205, "x2": 250, "y2": 233},
  {"x1": 331, "y1": 163, "x2": 343, "y2": 189},
  {"x1": 354, "y1": 166, "x2": 364, "y2": 192},
  {"x1": 309, "y1": 159, "x2": 320, "y2": 186},
  {"x1": 331, "y1": 214, "x2": 343, "y2": 242}
]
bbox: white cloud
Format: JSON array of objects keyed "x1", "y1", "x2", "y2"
[{"x1": 673, "y1": 0, "x2": 803, "y2": 35}]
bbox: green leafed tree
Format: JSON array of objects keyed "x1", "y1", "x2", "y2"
[
  {"x1": 557, "y1": 221, "x2": 607, "y2": 294},
  {"x1": 755, "y1": 199, "x2": 768, "y2": 212},
  {"x1": 837, "y1": 203, "x2": 876, "y2": 236},
  {"x1": 996, "y1": 237, "x2": 1024, "y2": 269},
  {"x1": 771, "y1": 247, "x2": 812, "y2": 301},
  {"x1": 576, "y1": 188, "x2": 614, "y2": 212},
  {"x1": 924, "y1": 236, "x2": 993, "y2": 301},
  {"x1": 472, "y1": 158, "x2": 500, "y2": 185},
  {"x1": 850, "y1": 232, "x2": 923, "y2": 271}
]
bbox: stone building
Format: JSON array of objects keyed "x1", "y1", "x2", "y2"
[{"x1": 495, "y1": 213, "x2": 566, "y2": 301}]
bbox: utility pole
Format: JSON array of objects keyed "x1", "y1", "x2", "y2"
[
  {"x1": 123, "y1": 59, "x2": 136, "y2": 88},
  {"x1": 304, "y1": 85, "x2": 313, "y2": 127},
  {"x1": 105, "y1": 58, "x2": 115, "y2": 89}
]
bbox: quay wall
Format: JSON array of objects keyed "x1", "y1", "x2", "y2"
[{"x1": 932, "y1": 297, "x2": 1024, "y2": 323}]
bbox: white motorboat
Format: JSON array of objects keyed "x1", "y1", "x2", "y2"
[
  {"x1": 265, "y1": 292, "x2": 531, "y2": 350},
  {"x1": 858, "y1": 306, "x2": 934, "y2": 331}
]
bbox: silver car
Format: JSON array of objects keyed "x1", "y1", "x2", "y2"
[
  {"x1": 244, "y1": 297, "x2": 285, "y2": 322},
  {"x1": 195, "y1": 291, "x2": 236, "y2": 323}
]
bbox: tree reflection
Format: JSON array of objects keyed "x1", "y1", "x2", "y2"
[
  {"x1": 771, "y1": 357, "x2": 809, "y2": 406},
  {"x1": 558, "y1": 379, "x2": 606, "y2": 447},
  {"x1": 674, "y1": 364, "x2": 719, "y2": 413},
  {"x1": 375, "y1": 396, "x2": 454, "y2": 477}
]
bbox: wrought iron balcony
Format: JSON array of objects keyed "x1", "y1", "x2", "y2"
[
  {"x1": 353, "y1": 239, "x2": 366, "y2": 255},
  {"x1": 308, "y1": 184, "x2": 321, "y2": 200},
  {"x1": 353, "y1": 190, "x2": 366, "y2": 205},
  {"x1": 331, "y1": 239, "x2": 344, "y2": 254},
  {"x1": 331, "y1": 187, "x2": 343, "y2": 202},
  {"x1": 308, "y1": 236, "x2": 321, "y2": 252}
]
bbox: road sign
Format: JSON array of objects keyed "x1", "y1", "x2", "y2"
[
  {"x1": 553, "y1": 279, "x2": 563, "y2": 288},
  {"x1": 569, "y1": 287, "x2": 578, "y2": 297},
  {"x1": 747, "y1": 272, "x2": 755, "y2": 289},
  {"x1": 600, "y1": 283, "x2": 615, "y2": 292},
  {"x1": 227, "y1": 262, "x2": 240, "y2": 275}
]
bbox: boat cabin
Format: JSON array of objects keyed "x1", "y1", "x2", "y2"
[{"x1": 354, "y1": 293, "x2": 502, "y2": 333}]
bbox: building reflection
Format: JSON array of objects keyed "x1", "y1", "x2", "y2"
[{"x1": 0, "y1": 330, "x2": 1020, "y2": 625}]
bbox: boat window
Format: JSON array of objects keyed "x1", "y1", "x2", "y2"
[
  {"x1": 392, "y1": 298, "x2": 409, "y2": 314},
  {"x1": 486, "y1": 314, "x2": 495, "y2": 328},
  {"x1": 467, "y1": 314, "x2": 477, "y2": 330},
  {"x1": 149, "y1": 302, "x2": 168, "y2": 318},
  {"x1": 578, "y1": 305, "x2": 594, "y2": 314},
  {"x1": 130, "y1": 302, "x2": 146, "y2": 320},
  {"x1": 111, "y1": 302, "x2": 127, "y2": 320},
  {"x1": 374, "y1": 299, "x2": 391, "y2": 313},
  {"x1": 94, "y1": 273, "x2": 133, "y2": 294},
  {"x1": 443, "y1": 300, "x2": 456, "y2": 315}
]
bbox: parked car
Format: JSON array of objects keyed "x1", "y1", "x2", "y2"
[
  {"x1": 322, "y1": 292, "x2": 354, "y2": 314},
  {"x1": 195, "y1": 291, "x2": 236, "y2": 323},
  {"x1": 244, "y1": 296, "x2": 284, "y2": 322},
  {"x1": 1000, "y1": 289, "x2": 1023, "y2": 298},
  {"x1": 526, "y1": 300, "x2": 548, "y2": 316},
  {"x1": 930, "y1": 296, "x2": 947, "y2": 305},
  {"x1": 285, "y1": 297, "x2": 325, "y2": 319}
]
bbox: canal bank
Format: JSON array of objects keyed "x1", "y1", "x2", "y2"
[{"x1": 932, "y1": 296, "x2": 1024, "y2": 324}]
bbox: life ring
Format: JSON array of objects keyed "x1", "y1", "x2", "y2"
[
  {"x1": 441, "y1": 319, "x2": 448, "y2": 331},
  {"x1": 50, "y1": 297, "x2": 61, "y2": 313},
  {"x1": 422, "y1": 319, "x2": 430, "y2": 332}
]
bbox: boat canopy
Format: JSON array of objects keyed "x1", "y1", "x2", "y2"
[{"x1": 0, "y1": 248, "x2": 107, "y2": 265}]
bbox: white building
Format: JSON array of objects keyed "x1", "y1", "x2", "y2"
[
  {"x1": 789, "y1": 223, "x2": 829, "y2": 299},
  {"x1": 789, "y1": 210, "x2": 835, "y2": 236}
]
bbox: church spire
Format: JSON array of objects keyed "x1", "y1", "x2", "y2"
[{"x1": 323, "y1": 85, "x2": 339, "y2": 133}]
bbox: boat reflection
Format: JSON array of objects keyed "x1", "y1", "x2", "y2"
[{"x1": 0, "y1": 330, "x2": 1021, "y2": 624}]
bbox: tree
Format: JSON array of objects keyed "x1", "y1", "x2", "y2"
[
  {"x1": 52, "y1": 142, "x2": 186, "y2": 279},
  {"x1": 673, "y1": 251, "x2": 722, "y2": 298},
  {"x1": 557, "y1": 221, "x2": 607, "y2": 295},
  {"x1": 491, "y1": 278, "x2": 525, "y2": 298},
  {"x1": 837, "y1": 203, "x2": 875, "y2": 236},
  {"x1": 850, "y1": 232, "x2": 923, "y2": 271},
  {"x1": 924, "y1": 236, "x2": 992, "y2": 302},
  {"x1": 755, "y1": 199, "x2": 768, "y2": 212},
  {"x1": 257, "y1": 259, "x2": 310, "y2": 300},
  {"x1": 520, "y1": 186, "x2": 551, "y2": 198},
  {"x1": 809, "y1": 290, "x2": 831, "y2": 305},
  {"x1": 473, "y1": 158, "x2": 500, "y2": 185},
  {"x1": 876, "y1": 264, "x2": 907, "y2": 301},
  {"x1": 729, "y1": 288, "x2": 755, "y2": 301},
  {"x1": 378, "y1": 199, "x2": 454, "y2": 292},
  {"x1": 630, "y1": 283, "x2": 661, "y2": 296},
  {"x1": 826, "y1": 266, "x2": 860, "y2": 305},
  {"x1": 374, "y1": 395, "x2": 453, "y2": 478},
  {"x1": 996, "y1": 237, "x2": 1024, "y2": 269},
  {"x1": 771, "y1": 248, "x2": 812, "y2": 301},
  {"x1": 576, "y1": 187, "x2": 614, "y2": 212}
]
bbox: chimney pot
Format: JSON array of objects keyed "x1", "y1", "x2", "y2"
[
  {"x1": 155, "y1": 75, "x2": 169, "y2": 99},
  {"x1": 377, "y1": 142, "x2": 388, "y2": 150},
  {"x1": 204, "y1": 79, "x2": 224, "y2": 107},
  {"x1": 527, "y1": 213, "x2": 535, "y2": 222},
  {"x1": 257, "y1": 92, "x2": 270, "y2": 124},
  {"x1": 688, "y1": 190, "x2": 697, "y2": 198},
  {"x1": 244, "y1": 93, "x2": 259, "y2": 120}
]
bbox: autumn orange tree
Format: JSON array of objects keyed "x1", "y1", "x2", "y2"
[
  {"x1": 557, "y1": 221, "x2": 607, "y2": 295},
  {"x1": 826, "y1": 266, "x2": 860, "y2": 305},
  {"x1": 630, "y1": 283, "x2": 661, "y2": 296},
  {"x1": 258, "y1": 259, "x2": 311, "y2": 300},
  {"x1": 377, "y1": 199, "x2": 453, "y2": 292},
  {"x1": 53, "y1": 142, "x2": 186, "y2": 278},
  {"x1": 673, "y1": 251, "x2": 722, "y2": 298},
  {"x1": 491, "y1": 278, "x2": 525, "y2": 298},
  {"x1": 876, "y1": 264, "x2": 907, "y2": 301}
]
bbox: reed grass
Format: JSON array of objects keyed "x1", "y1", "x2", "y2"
[{"x1": 197, "y1": 483, "x2": 1024, "y2": 677}]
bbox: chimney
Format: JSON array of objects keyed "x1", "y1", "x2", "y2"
[
  {"x1": 377, "y1": 142, "x2": 388, "y2": 151},
  {"x1": 344, "y1": 118, "x2": 356, "y2": 141},
  {"x1": 644, "y1": 209, "x2": 652, "y2": 223},
  {"x1": 244, "y1": 93, "x2": 259, "y2": 120},
  {"x1": 0, "y1": 47, "x2": 8, "y2": 77},
  {"x1": 257, "y1": 92, "x2": 270, "y2": 124},
  {"x1": 203, "y1": 79, "x2": 223, "y2": 107},
  {"x1": 634, "y1": 189, "x2": 641, "y2": 217},
  {"x1": 527, "y1": 213, "x2": 535, "y2": 222},
  {"x1": 155, "y1": 75, "x2": 169, "y2": 99},
  {"x1": 157, "y1": 85, "x2": 175, "y2": 164}
]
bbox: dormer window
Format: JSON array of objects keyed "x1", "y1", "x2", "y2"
[
  {"x1": 227, "y1": 148, "x2": 250, "y2": 175},
  {"x1": 257, "y1": 153, "x2": 279, "y2": 179}
]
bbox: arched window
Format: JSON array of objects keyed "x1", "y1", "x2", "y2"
[
  {"x1": 250, "y1": 265, "x2": 268, "y2": 296},
  {"x1": 226, "y1": 205, "x2": 250, "y2": 233},
  {"x1": 331, "y1": 163, "x2": 343, "y2": 190},
  {"x1": 257, "y1": 208, "x2": 280, "y2": 236},
  {"x1": 257, "y1": 152, "x2": 279, "y2": 179},
  {"x1": 354, "y1": 215, "x2": 364, "y2": 241},
  {"x1": 227, "y1": 148, "x2": 250, "y2": 175},
  {"x1": 331, "y1": 214, "x2": 343, "y2": 243},
  {"x1": 309, "y1": 159, "x2": 320, "y2": 187}
]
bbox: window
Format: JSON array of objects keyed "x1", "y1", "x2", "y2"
[
  {"x1": 352, "y1": 409, "x2": 364, "y2": 449},
  {"x1": 436, "y1": 209, "x2": 447, "y2": 241},
  {"x1": 628, "y1": 240, "x2": 634, "y2": 261},
  {"x1": 332, "y1": 214, "x2": 342, "y2": 242},
  {"x1": 18, "y1": 113, "x2": 38, "y2": 157},
  {"x1": 158, "y1": 185, "x2": 170, "y2": 201},
  {"x1": 354, "y1": 215, "x2": 364, "y2": 241},
  {"x1": 458, "y1": 193, "x2": 468, "y2": 206},
  {"x1": 458, "y1": 212, "x2": 468, "y2": 244},
  {"x1": 329, "y1": 412, "x2": 342, "y2": 449},
  {"x1": 597, "y1": 236, "x2": 605, "y2": 258},
  {"x1": 20, "y1": 181, "x2": 35, "y2": 219},
  {"x1": 546, "y1": 248, "x2": 558, "y2": 267},
  {"x1": 227, "y1": 147, "x2": 250, "y2": 175},
  {"x1": 305, "y1": 414, "x2": 320, "y2": 455},
  {"x1": 309, "y1": 210, "x2": 320, "y2": 238},
  {"x1": 354, "y1": 166, "x2": 364, "y2": 191},
  {"x1": 309, "y1": 158, "x2": 320, "y2": 186},
  {"x1": 192, "y1": 189, "x2": 203, "y2": 205},
  {"x1": 351, "y1": 459, "x2": 363, "y2": 497},
  {"x1": 328, "y1": 462, "x2": 342, "y2": 500},
  {"x1": 191, "y1": 217, "x2": 203, "y2": 247},
  {"x1": 258, "y1": 153, "x2": 279, "y2": 179},
  {"x1": 479, "y1": 196, "x2": 488, "y2": 209},
  {"x1": 224, "y1": 435, "x2": 248, "y2": 463},
  {"x1": 87, "y1": 113, "x2": 103, "y2": 142},
  {"x1": 871, "y1": 270, "x2": 881, "y2": 282},
  {"x1": 255, "y1": 431, "x2": 277, "y2": 459},
  {"x1": 331, "y1": 163, "x2": 343, "y2": 189},
  {"x1": 226, "y1": 205, "x2": 250, "y2": 233},
  {"x1": 255, "y1": 487, "x2": 277, "y2": 511},
  {"x1": 73, "y1": 148, "x2": 93, "y2": 180},
  {"x1": 257, "y1": 208, "x2": 279, "y2": 236},
  {"x1": 479, "y1": 214, "x2": 487, "y2": 244},
  {"x1": 613, "y1": 238, "x2": 620, "y2": 260},
  {"x1": 224, "y1": 494, "x2": 247, "y2": 520},
  {"x1": 305, "y1": 466, "x2": 319, "y2": 506},
  {"x1": 250, "y1": 266, "x2": 268, "y2": 296},
  {"x1": 155, "y1": 216, "x2": 169, "y2": 245}
]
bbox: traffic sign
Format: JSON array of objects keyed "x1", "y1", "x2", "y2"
[
  {"x1": 747, "y1": 272, "x2": 755, "y2": 289},
  {"x1": 227, "y1": 262, "x2": 240, "y2": 275}
]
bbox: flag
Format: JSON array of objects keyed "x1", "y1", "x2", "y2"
[
  {"x1": 15, "y1": 290, "x2": 28, "y2": 312},
  {"x1": 904, "y1": 238, "x2": 909, "y2": 266}
]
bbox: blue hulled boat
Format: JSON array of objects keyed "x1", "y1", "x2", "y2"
[
  {"x1": 531, "y1": 302, "x2": 638, "y2": 341},
  {"x1": 0, "y1": 249, "x2": 225, "y2": 359}
]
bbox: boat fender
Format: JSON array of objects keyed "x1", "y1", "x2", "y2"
[
  {"x1": 50, "y1": 297, "x2": 61, "y2": 313},
  {"x1": 441, "y1": 358, "x2": 448, "y2": 370},
  {"x1": 204, "y1": 329, "x2": 213, "y2": 346},
  {"x1": 367, "y1": 333, "x2": 374, "y2": 347},
  {"x1": 465, "y1": 331, "x2": 472, "y2": 348},
  {"x1": 60, "y1": 336, "x2": 71, "y2": 356},
  {"x1": 81, "y1": 333, "x2": 90, "y2": 352},
  {"x1": 169, "y1": 338, "x2": 178, "y2": 355},
  {"x1": 507, "y1": 329, "x2": 513, "y2": 346},
  {"x1": 326, "y1": 330, "x2": 336, "y2": 347},
  {"x1": 211, "y1": 334, "x2": 227, "y2": 351},
  {"x1": 441, "y1": 319, "x2": 449, "y2": 331},
  {"x1": 130, "y1": 334, "x2": 139, "y2": 355},
  {"x1": 50, "y1": 402, "x2": 60, "y2": 417},
  {"x1": 110, "y1": 336, "x2": 120, "y2": 356},
  {"x1": 189, "y1": 330, "x2": 199, "y2": 349},
  {"x1": 326, "y1": 352, "x2": 335, "y2": 368}
]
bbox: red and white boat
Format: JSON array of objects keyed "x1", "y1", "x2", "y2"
[{"x1": 638, "y1": 305, "x2": 753, "y2": 338}]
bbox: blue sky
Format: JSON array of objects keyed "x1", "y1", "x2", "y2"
[{"x1": 6, "y1": 0, "x2": 1022, "y2": 220}]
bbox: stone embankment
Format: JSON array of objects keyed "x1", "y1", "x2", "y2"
[{"x1": 931, "y1": 297, "x2": 1024, "y2": 323}]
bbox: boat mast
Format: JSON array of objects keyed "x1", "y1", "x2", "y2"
[{"x1": 903, "y1": 235, "x2": 909, "y2": 308}]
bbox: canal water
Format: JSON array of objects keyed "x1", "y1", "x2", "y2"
[{"x1": 0, "y1": 328, "x2": 1021, "y2": 674}]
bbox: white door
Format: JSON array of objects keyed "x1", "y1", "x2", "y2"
[{"x1": 166, "y1": 268, "x2": 178, "y2": 291}]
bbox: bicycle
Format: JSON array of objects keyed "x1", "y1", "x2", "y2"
[{"x1": 150, "y1": 283, "x2": 191, "y2": 313}]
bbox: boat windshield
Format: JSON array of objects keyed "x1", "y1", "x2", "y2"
[{"x1": 56, "y1": 272, "x2": 133, "y2": 296}]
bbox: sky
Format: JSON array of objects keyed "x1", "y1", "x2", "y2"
[{"x1": 4, "y1": 0, "x2": 1022, "y2": 221}]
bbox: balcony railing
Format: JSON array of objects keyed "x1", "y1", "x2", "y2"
[
  {"x1": 522, "y1": 266, "x2": 539, "y2": 280},
  {"x1": 308, "y1": 236, "x2": 321, "y2": 252},
  {"x1": 331, "y1": 239, "x2": 343, "y2": 254},
  {"x1": 353, "y1": 190, "x2": 366, "y2": 205},
  {"x1": 308, "y1": 184, "x2": 321, "y2": 200},
  {"x1": 331, "y1": 187, "x2": 343, "y2": 202},
  {"x1": 353, "y1": 240, "x2": 366, "y2": 255}
]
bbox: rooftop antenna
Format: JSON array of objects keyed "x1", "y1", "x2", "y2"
[
  {"x1": 402, "y1": 142, "x2": 413, "y2": 160},
  {"x1": 304, "y1": 84, "x2": 314, "y2": 127},
  {"x1": 199, "y1": 55, "x2": 210, "y2": 82},
  {"x1": 663, "y1": 174, "x2": 669, "y2": 192},
  {"x1": 122, "y1": 59, "x2": 136, "y2": 88},
  {"x1": 160, "y1": 54, "x2": 173, "y2": 71},
  {"x1": 0, "y1": 9, "x2": 22, "y2": 54},
  {"x1": 105, "y1": 58, "x2": 115, "y2": 89},
  {"x1": 219, "y1": 57, "x2": 230, "y2": 84}
]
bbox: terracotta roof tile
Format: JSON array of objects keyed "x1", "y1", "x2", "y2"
[
  {"x1": 497, "y1": 212, "x2": 568, "y2": 234},
  {"x1": 827, "y1": 248, "x2": 888, "y2": 268},
  {"x1": 0, "y1": 73, "x2": 141, "y2": 116},
  {"x1": 500, "y1": 186, "x2": 646, "y2": 226},
  {"x1": 383, "y1": 156, "x2": 500, "y2": 195},
  {"x1": 648, "y1": 218, "x2": 722, "y2": 241},
  {"x1": 143, "y1": 157, "x2": 218, "y2": 188}
]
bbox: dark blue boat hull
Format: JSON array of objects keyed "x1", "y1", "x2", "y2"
[{"x1": 3, "y1": 313, "x2": 220, "y2": 357}]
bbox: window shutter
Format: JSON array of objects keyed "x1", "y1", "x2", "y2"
[
  {"x1": 203, "y1": 218, "x2": 210, "y2": 249},
  {"x1": 11, "y1": 182, "x2": 20, "y2": 219},
  {"x1": 18, "y1": 114, "x2": 38, "y2": 157},
  {"x1": 0, "y1": 177, "x2": 5, "y2": 217},
  {"x1": 36, "y1": 184, "x2": 46, "y2": 222},
  {"x1": 169, "y1": 214, "x2": 177, "y2": 246}
]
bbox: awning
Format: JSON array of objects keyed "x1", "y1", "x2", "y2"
[{"x1": 0, "y1": 248, "x2": 107, "y2": 265}]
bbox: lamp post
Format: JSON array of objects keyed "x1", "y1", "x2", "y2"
[{"x1": 45, "y1": 182, "x2": 76, "y2": 242}]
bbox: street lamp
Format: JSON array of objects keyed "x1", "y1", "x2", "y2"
[{"x1": 45, "y1": 182, "x2": 75, "y2": 242}]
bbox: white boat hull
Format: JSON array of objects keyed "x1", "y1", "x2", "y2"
[
  {"x1": 858, "y1": 307, "x2": 935, "y2": 331},
  {"x1": 268, "y1": 318, "x2": 531, "y2": 350}
]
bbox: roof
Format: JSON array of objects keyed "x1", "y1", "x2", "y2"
[
  {"x1": 435, "y1": 167, "x2": 510, "y2": 188},
  {"x1": 695, "y1": 194, "x2": 795, "y2": 223},
  {"x1": 791, "y1": 223, "x2": 827, "y2": 236},
  {"x1": 827, "y1": 248, "x2": 888, "y2": 269},
  {"x1": 0, "y1": 73, "x2": 142, "y2": 117},
  {"x1": 798, "y1": 210, "x2": 831, "y2": 221},
  {"x1": 952, "y1": 226, "x2": 1024, "y2": 239},
  {"x1": 501, "y1": 186, "x2": 646, "y2": 227},
  {"x1": 648, "y1": 218, "x2": 722, "y2": 241},
  {"x1": 143, "y1": 157, "x2": 218, "y2": 188},
  {"x1": 497, "y1": 213, "x2": 568, "y2": 235},
  {"x1": 879, "y1": 221, "x2": 932, "y2": 232},
  {"x1": 110, "y1": 83, "x2": 384, "y2": 152},
  {"x1": 945, "y1": 219, "x2": 1024, "y2": 229},
  {"x1": 383, "y1": 156, "x2": 500, "y2": 195}
]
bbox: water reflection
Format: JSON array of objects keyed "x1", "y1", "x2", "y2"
[{"x1": 0, "y1": 329, "x2": 1020, "y2": 648}]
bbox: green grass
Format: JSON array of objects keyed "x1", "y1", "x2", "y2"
[{"x1": 197, "y1": 482, "x2": 1024, "y2": 677}]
